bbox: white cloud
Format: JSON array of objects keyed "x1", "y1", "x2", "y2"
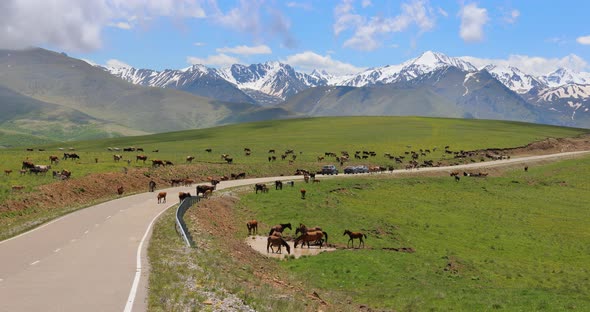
[
  {"x1": 461, "y1": 54, "x2": 589, "y2": 76},
  {"x1": 286, "y1": 2, "x2": 313, "y2": 10},
  {"x1": 361, "y1": 0, "x2": 372, "y2": 8},
  {"x1": 334, "y1": 0, "x2": 436, "y2": 51},
  {"x1": 438, "y1": 7, "x2": 448, "y2": 17},
  {"x1": 577, "y1": 35, "x2": 590, "y2": 45},
  {"x1": 0, "y1": 0, "x2": 206, "y2": 51},
  {"x1": 193, "y1": 42, "x2": 206, "y2": 47},
  {"x1": 106, "y1": 58, "x2": 132, "y2": 69},
  {"x1": 210, "y1": 0, "x2": 295, "y2": 48},
  {"x1": 186, "y1": 53, "x2": 240, "y2": 67},
  {"x1": 109, "y1": 22, "x2": 132, "y2": 30},
  {"x1": 458, "y1": 3, "x2": 489, "y2": 42},
  {"x1": 504, "y1": 9, "x2": 520, "y2": 24},
  {"x1": 217, "y1": 45, "x2": 272, "y2": 55},
  {"x1": 283, "y1": 51, "x2": 365, "y2": 75}
]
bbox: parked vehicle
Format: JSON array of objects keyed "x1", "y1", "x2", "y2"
[
  {"x1": 344, "y1": 165, "x2": 369, "y2": 174},
  {"x1": 321, "y1": 165, "x2": 338, "y2": 175}
]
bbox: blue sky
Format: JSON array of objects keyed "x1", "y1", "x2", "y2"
[{"x1": 1, "y1": 0, "x2": 589, "y2": 76}]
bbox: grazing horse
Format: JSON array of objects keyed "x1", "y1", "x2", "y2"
[
  {"x1": 294, "y1": 230, "x2": 328, "y2": 248},
  {"x1": 269, "y1": 223, "x2": 292, "y2": 236},
  {"x1": 267, "y1": 233, "x2": 291, "y2": 254},
  {"x1": 148, "y1": 180, "x2": 156, "y2": 192},
  {"x1": 157, "y1": 192, "x2": 167, "y2": 203},
  {"x1": 343, "y1": 230, "x2": 367, "y2": 248},
  {"x1": 247, "y1": 220, "x2": 258, "y2": 235}
]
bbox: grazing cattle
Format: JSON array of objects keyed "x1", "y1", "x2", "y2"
[
  {"x1": 136, "y1": 148, "x2": 144, "y2": 152},
  {"x1": 22, "y1": 161, "x2": 35, "y2": 170},
  {"x1": 205, "y1": 148, "x2": 212, "y2": 153},
  {"x1": 454, "y1": 175, "x2": 460, "y2": 182},
  {"x1": 246, "y1": 220, "x2": 258, "y2": 235},
  {"x1": 63, "y1": 153, "x2": 80, "y2": 160},
  {"x1": 236, "y1": 172, "x2": 246, "y2": 179},
  {"x1": 11, "y1": 185, "x2": 25, "y2": 192},
  {"x1": 148, "y1": 180, "x2": 156, "y2": 192},
  {"x1": 286, "y1": 181, "x2": 295, "y2": 187},
  {"x1": 303, "y1": 174, "x2": 309, "y2": 183},
  {"x1": 312, "y1": 179, "x2": 320, "y2": 183},
  {"x1": 275, "y1": 180, "x2": 283, "y2": 190},
  {"x1": 343, "y1": 230, "x2": 367, "y2": 248},
  {"x1": 152, "y1": 149, "x2": 159, "y2": 153},
  {"x1": 255, "y1": 183, "x2": 268, "y2": 194},
  {"x1": 136, "y1": 155, "x2": 148, "y2": 163},
  {"x1": 186, "y1": 156, "x2": 195, "y2": 163},
  {"x1": 19, "y1": 169, "x2": 27, "y2": 175},
  {"x1": 196, "y1": 185, "x2": 215, "y2": 197},
  {"x1": 4, "y1": 169, "x2": 12, "y2": 176},
  {"x1": 117, "y1": 186, "x2": 124, "y2": 195},
  {"x1": 210, "y1": 179, "x2": 220, "y2": 187},
  {"x1": 157, "y1": 192, "x2": 167, "y2": 203},
  {"x1": 449, "y1": 171, "x2": 460, "y2": 177},
  {"x1": 49, "y1": 155, "x2": 60, "y2": 164},
  {"x1": 113, "y1": 154, "x2": 123, "y2": 162},
  {"x1": 183, "y1": 179, "x2": 194, "y2": 187},
  {"x1": 178, "y1": 192, "x2": 191, "y2": 202},
  {"x1": 300, "y1": 189, "x2": 306, "y2": 199},
  {"x1": 30, "y1": 165, "x2": 51, "y2": 175},
  {"x1": 268, "y1": 149, "x2": 275, "y2": 154},
  {"x1": 123, "y1": 147, "x2": 135, "y2": 152},
  {"x1": 170, "y1": 179, "x2": 183, "y2": 187},
  {"x1": 26, "y1": 148, "x2": 34, "y2": 151},
  {"x1": 164, "y1": 160, "x2": 174, "y2": 166},
  {"x1": 524, "y1": 166, "x2": 529, "y2": 172},
  {"x1": 53, "y1": 169, "x2": 71, "y2": 180},
  {"x1": 151, "y1": 159, "x2": 164, "y2": 167},
  {"x1": 224, "y1": 157, "x2": 233, "y2": 164}
]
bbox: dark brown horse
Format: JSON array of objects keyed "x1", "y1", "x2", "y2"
[
  {"x1": 343, "y1": 229, "x2": 367, "y2": 248},
  {"x1": 247, "y1": 220, "x2": 258, "y2": 235},
  {"x1": 294, "y1": 230, "x2": 328, "y2": 248},
  {"x1": 269, "y1": 223, "x2": 291, "y2": 236},
  {"x1": 267, "y1": 233, "x2": 291, "y2": 254},
  {"x1": 295, "y1": 223, "x2": 323, "y2": 235}
]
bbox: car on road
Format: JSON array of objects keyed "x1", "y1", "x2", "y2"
[
  {"x1": 321, "y1": 165, "x2": 338, "y2": 175},
  {"x1": 344, "y1": 165, "x2": 369, "y2": 174}
]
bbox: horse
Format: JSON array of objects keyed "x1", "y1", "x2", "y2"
[
  {"x1": 247, "y1": 220, "x2": 258, "y2": 235},
  {"x1": 295, "y1": 223, "x2": 323, "y2": 235},
  {"x1": 267, "y1": 233, "x2": 290, "y2": 254},
  {"x1": 294, "y1": 230, "x2": 328, "y2": 248},
  {"x1": 269, "y1": 223, "x2": 292, "y2": 236},
  {"x1": 343, "y1": 230, "x2": 367, "y2": 248},
  {"x1": 157, "y1": 192, "x2": 167, "y2": 203}
]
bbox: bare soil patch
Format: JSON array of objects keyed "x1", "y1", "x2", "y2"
[{"x1": 245, "y1": 235, "x2": 336, "y2": 259}]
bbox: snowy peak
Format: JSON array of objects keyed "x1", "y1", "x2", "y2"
[
  {"x1": 406, "y1": 51, "x2": 477, "y2": 73},
  {"x1": 538, "y1": 84, "x2": 590, "y2": 102},
  {"x1": 484, "y1": 64, "x2": 546, "y2": 94},
  {"x1": 541, "y1": 68, "x2": 590, "y2": 87}
]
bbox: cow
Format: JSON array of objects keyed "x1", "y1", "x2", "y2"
[
  {"x1": 255, "y1": 183, "x2": 268, "y2": 194},
  {"x1": 49, "y1": 155, "x2": 60, "y2": 164},
  {"x1": 157, "y1": 192, "x2": 167, "y2": 203},
  {"x1": 275, "y1": 180, "x2": 283, "y2": 190},
  {"x1": 178, "y1": 192, "x2": 191, "y2": 202},
  {"x1": 186, "y1": 156, "x2": 195, "y2": 163},
  {"x1": 30, "y1": 165, "x2": 51, "y2": 175},
  {"x1": 164, "y1": 160, "x2": 174, "y2": 166},
  {"x1": 4, "y1": 169, "x2": 12, "y2": 176},
  {"x1": 11, "y1": 185, "x2": 25, "y2": 192},
  {"x1": 136, "y1": 155, "x2": 148, "y2": 163},
  {"x1": 196, "y1": 185, "x2": 215, "y2": 197},
  {"x1": 113, "y1": 154, "x2": 123, "y2": 162},
  {"x1": 151, "y1": 159, "x2": 164, "y2": 167}
]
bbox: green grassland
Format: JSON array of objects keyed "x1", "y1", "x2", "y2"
[{"x1": 235, "y1": 156, "x2": 590, "y2": 311}]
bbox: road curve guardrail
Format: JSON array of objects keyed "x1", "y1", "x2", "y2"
[{"x1": 175, "y1": 196, "x2": 199, "y2": 248}]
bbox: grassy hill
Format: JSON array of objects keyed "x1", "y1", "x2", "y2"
[{"x1": 0, "y1": 48, "x2": 295, "y2": 141}]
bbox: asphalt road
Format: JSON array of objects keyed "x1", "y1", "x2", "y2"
[{"x1": 0, "y1": 150, "x2": 587, "y2": 311}]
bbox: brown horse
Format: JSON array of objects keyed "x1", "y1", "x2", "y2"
[
  {"x1": 247, "y1": 220, "x2": 258, "y2": 235},
  {"x1": 343, "y1": 229, "x2": 367, "y2": 248},
  {"x1": 294, "y1": 230, "x2": 328, "y2": 248},
  {"x1": 267, "y1": 233, "x2": 291, "y2": 254},
  {"x1": 269, "y1": 223, "x2": 292, "y2": 236},
  {"x1": 295, "y1": 223, "x2": 323, "y2": 235}
]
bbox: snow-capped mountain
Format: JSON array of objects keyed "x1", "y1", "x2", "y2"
[
  {"x1": 540, "y1": 68, "x2": 590, "y2": 87},
  {"x1": 483, "y1": 64, "x2": 547, "y2": 94},
  {"x1": 330, "y1": 51, "x2": 477, "y2": 87},
  {"x1": 535, "y1": 84, "x2": 590, "y2": 121}
]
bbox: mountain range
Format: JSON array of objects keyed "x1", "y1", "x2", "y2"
[
  {"x1": 0, "y1": 48, "x2": 588, "y2": 146},
  {"x1": 107, "y1": 51, "x2": 590, "y2": 128}
]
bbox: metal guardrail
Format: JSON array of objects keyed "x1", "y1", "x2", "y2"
[{"x1": 175, "y1": 195, "x2": 199, "y2": 248}]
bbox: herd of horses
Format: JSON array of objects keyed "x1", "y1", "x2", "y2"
[{"x1": 250, "y1": 221, "x2": 367, "y2": 255}]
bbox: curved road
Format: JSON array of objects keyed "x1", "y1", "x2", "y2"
[{"x1": 0, "y1": 150, "x2": 588, "y2": 311}]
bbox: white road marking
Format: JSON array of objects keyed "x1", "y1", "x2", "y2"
[
  {"x1": 106, "y1": 215, "x2": 112, "y2": 219},
  {"x1": 30, "y1": 260, "x2": 40, "y2": 266},
  {"x1": 123, "y1": 202, "x2": 176, "y2": 312},
  {"x1": 54, "y1": 248, "x2": 61, "y2": 253},
  {"x1": 84, "y1": 230, "x2": 89, "y2": 234}
]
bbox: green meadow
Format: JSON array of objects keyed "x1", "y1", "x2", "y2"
[{"x1": 235, "y1": 156, "x2": 590, "y2": 311}]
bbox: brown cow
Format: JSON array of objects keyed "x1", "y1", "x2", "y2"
[
  {"x1": 157, "y1": 192, "x2": 167, "y2": 203},
  {"x1": 186, "y1": 156, "x2": 195, "y2": 163},
  {"x1": 136, "y1": 155, "x2": 148, "y2": 163},
  {"x1": 4, "y1": 169, "x2": 12, "y2": 176},
  {"x1": 151, "y1": 159, "x2": 164, "y2": 167},
  {"x1": 49, "y1": 155, "x2": 60, "y2": 164},
  {"x1": 178, "y1": 192, "x2": 191, "y2": 202}
]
